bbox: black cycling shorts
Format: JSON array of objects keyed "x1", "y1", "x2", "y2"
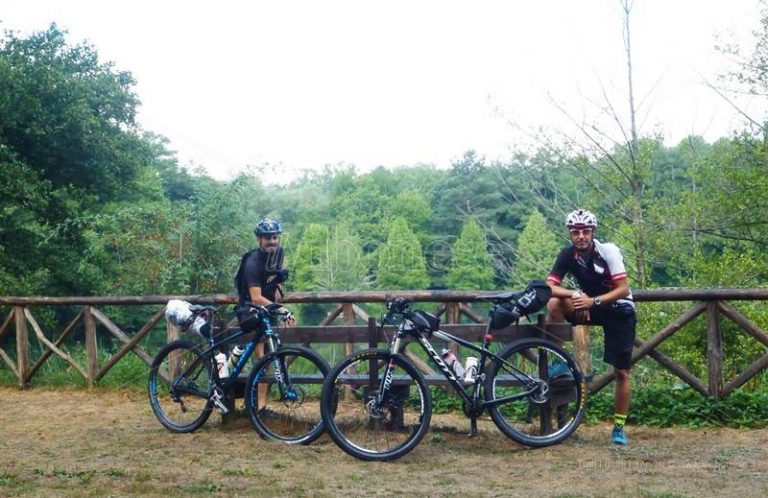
[{"x1": 568, "y1": 304, "x2": 636, "y2": 370}]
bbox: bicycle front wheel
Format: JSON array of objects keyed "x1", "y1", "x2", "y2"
[
  {"x1": 486, "y1": 338, "x2": 586, "y2": 447},
  {"x1": 245, "y1": 346, "x2": 329, "y2": 445},
  {"x1": 320, "y1": 349, "x2": 431, "y2": 461},
  {"x1": 148, "y1": 340, "x2": 214, "y2": 433}
]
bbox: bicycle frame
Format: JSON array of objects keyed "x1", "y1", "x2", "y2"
[
  {"x1": 382, "y1": 318, "x2": 544, "y2": 412},
  {"x1": 170, "y1": 312, "x2": 283, "y2": 396}
]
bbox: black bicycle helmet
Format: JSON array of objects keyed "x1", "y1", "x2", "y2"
[{"x1": 254, "y1": 218, "x2": 283, "y2": 236}]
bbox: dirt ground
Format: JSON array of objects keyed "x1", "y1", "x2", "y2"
[{"x1": 1, "y1": 387, "x2": 767, "y2": 498}]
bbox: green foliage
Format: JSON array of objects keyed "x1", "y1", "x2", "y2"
[
  {"x1": 586, "y1": 384, "x2": 768, "y2": 428},
  {"x1": 0, "y1": 24, "x2": 181, "y2": 296},
  {"x1": 0, "y1": 24, "x2": 141, "y2": 197},
  {"x1": 446, "y1": 219, "x2": 495, "y2": 290},
  {"x1": 433, "y1": 152, "x2": 528, "y2": 267},
  {"x1": 376, "y1": 217, "x2": 430, "y2": 290},
  {"x1": 79, "y1": 203, "x2": 190, "y2": 296},
  {"x1": 0, "y1": 146, "x2": 51, "y2": 294},
  {"x1": 511, "y1": 209, "x2": 561, "y2": 286},
  {"x1": 292, "y1": 224, "x2": 329, "y2": 292},
  {"x1": 322, "y1": 223, "x2": 369, "y2": 291},
  {"x1": 292, "y1": 223, "x2": 368, "y2": 292}
]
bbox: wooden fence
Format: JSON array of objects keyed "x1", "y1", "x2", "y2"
[{"x1": 2, "y1": 289, "x2": 768, "y2": 397}]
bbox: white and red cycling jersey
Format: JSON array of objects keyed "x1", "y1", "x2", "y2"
[{"x1": 547, "y1": 239, "x2": 635, "y2": 308}]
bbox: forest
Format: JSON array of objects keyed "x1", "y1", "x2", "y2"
[{"x1": 2, "y1": 22, "x2": 767, "y2": 302}]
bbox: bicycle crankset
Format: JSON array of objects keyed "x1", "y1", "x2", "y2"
[{"x1": 462, "y1": 400, "x2": 485, "y2": 418}]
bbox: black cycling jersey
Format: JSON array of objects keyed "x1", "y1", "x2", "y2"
[
  {"x1": 235, "y1": 246, "x2": 285, "y2": 305},
  {"x1": 547, "y1": 239, "x2": 634, "y2": 308}
]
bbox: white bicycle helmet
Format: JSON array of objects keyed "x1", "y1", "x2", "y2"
[{"x1": 565, "y1": 209, "x2": 597, "y2": 228}]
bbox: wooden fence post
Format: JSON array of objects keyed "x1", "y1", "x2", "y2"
[
  {"x1": 367, "y1": 317, "x2": 378, "y2": 348},
  {"x1": 342, "y1": 303, "x2": 355, "y2": 356},
  {"x1": 84, "y1": 306, "x2": 98, "y2": 388},
  {"x1": 445, "y1": 302, "x2": 461, "y2": 356},
  {"x1": 572, "y1": 325, "x2": 591, "y2": 378},
  {"x1": 15, "y1": 306, "x2": 28, "y2": 389},
  {"x1": 445, "y1": 303, "x2": 460, "y2": 325},
  {"x1": 167, "y1": 316, "x2": 180, "y2": 343},
  {"x1": 707, "y1": 302, "x2": 723, "y2": 398}
]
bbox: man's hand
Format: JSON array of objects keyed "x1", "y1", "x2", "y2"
[
  {"x1": 571, "y1": 292, "x2": 591, "y2": 322},
  {"x1": 275, "y1": 306, "x2": 296, "y2": 326},
  {"x1": 571, "y1": 291, "x2": 593, "y2": 310}
]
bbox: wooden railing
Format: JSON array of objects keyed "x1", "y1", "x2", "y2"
[{"x1": 2, "y1": 289, "x2": 768, "y2": 397}]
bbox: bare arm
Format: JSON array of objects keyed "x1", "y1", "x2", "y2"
[
  {"x1": 572, "y1": 278, "x2": 630, "y2": 310},
  {"x1": 546, "y1": 279, "x2": 579, "y2": 299},
  {"x1": 248, "y1": 286, "x2": 273, "y2": 306},
  {"x1": 588, "y1": 278, "x2": 630, "y2": 305},
  {"x1": 248, "y1": 286, "x2": 295, "y2": 325}
]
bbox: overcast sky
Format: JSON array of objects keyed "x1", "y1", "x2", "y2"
[{"x1": 1, "y1": 1, "x2": 763, "y2": 182}]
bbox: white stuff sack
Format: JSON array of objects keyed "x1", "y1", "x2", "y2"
[
  {"x1": 165, "y1": 299, "x2": 194, "y2": 327},
  {"x1": 189, "y1": 316, "x2": 211, "y2": 338}
]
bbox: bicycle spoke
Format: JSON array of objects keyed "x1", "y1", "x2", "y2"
[
  {"x1": 148, "y1": 341, "x2": 213, "y2": 433},
  {"x1": 321, "y1": 350, "x2": 431, "y2": 461},
  {"x1": 486, "y1": 339, "x2": 585, "y2": 447},
  {"x1": 246, "y1": 347, "x2": 328, "y2": 444}
]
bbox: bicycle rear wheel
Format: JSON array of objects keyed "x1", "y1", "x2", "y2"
[
  {"x1": 148, "y1": 340, "x2": 213, "y2": 433},
  {"x1": 320, "y1": 349, "x2": 431, "y2": 461},
  {"x1": 245, "y1": 346, "x2": 329, "y2": 445},
  {"x1": 486, "y1": 338, "x2": 586, "y2": 447}
]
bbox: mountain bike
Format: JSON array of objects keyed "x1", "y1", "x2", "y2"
[
  {"x1": 148, "y1": 302, "x2": 329, "y2": 445},
  {"x1": 319, "y1": 291, "x2": 587, "y2": 461}
]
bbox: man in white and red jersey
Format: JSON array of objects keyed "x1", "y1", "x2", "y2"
[{"x1": 546, "y1": 208, "x2": 636, "y2": 445}]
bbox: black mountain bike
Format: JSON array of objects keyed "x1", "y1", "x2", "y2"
[
  {"x1": 148, "y1": 302, "x2": 329, "y2": 444},
  {"x1": 319, "y1": 292, "x2": 586, "y2": 461}
]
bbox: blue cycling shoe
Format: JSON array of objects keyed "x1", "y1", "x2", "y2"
[
  {"x1": 547, "y1": 360, "x2": 573, "y2": 379},
  {"x1": 611, "y1": 427, "x2": 629, "y2": 445}
]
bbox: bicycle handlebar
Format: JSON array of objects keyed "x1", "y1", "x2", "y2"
[{"x1": 243, "y1": 302, "x2": 294, "y2": 322}]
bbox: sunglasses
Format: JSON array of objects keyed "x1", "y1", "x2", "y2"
[
  {"x1": 569, "y1": 228, "x2": 593, "y2": 236},
  {"x1": 262, "y1": 235, "x2": 281, "y2": 241}
]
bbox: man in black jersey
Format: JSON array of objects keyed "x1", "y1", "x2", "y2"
[
  {"x1": 234, "y1": 218, "x2": 294, "y2": 412},
  {"x1": 235, "y1": 218, "x2": 293, "y2": 320},
  {"x1": 546, "y1": 209, "x2": 636, "y2": 445}
]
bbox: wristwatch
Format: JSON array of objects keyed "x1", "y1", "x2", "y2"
[{"x1": 593, "y1": 296, "x2": 602, "y2": 306}]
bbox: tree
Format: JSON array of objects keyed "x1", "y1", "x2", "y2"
[
  {"x1": 0, "y1": 24, "x2": 146, "y2": 199},
  {"x1": 321, "y1": 223, "x2": 369, "y2": 291},
  {"x1": 376, "y1": 217, "x2": 430, "y2": 290},
  {"x1": 512, "y1": 209, "x2": 561, "y2": 286},
  {"x1": 0, "y1": 145, "x2": 51, "y2": 294},
  {"x1": 79, "y1": 202, "x2": 191, "y2": 296},
  {"x1": 446, "y1": 219, "x2": 495, "y2": 290},
  {"x1": 714, "y1": 1, "x2": 768, "y2": 140},
  {"x1": 292, "y1": 224, "x2": 330, "y2": 291},
  {"x1": 0, "y1": 24, "x2": 176, "y2": 295},
  {"x1": 497, "y1": 1, "x2": 661, "y2": 288}
]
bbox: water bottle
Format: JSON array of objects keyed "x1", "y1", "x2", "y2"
[
  {"x1": 215, "y1": 352, "x2": 229, "y2": 378},
  {"x1": 464, "y1": 356, "x2": 479, "y2": 384},
  {"x1": 441, "y1": 348, "x2": 465, "y2": 377},
  {"x1": 227, "y1": 345, "x2": 245, "y2": 370}
]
